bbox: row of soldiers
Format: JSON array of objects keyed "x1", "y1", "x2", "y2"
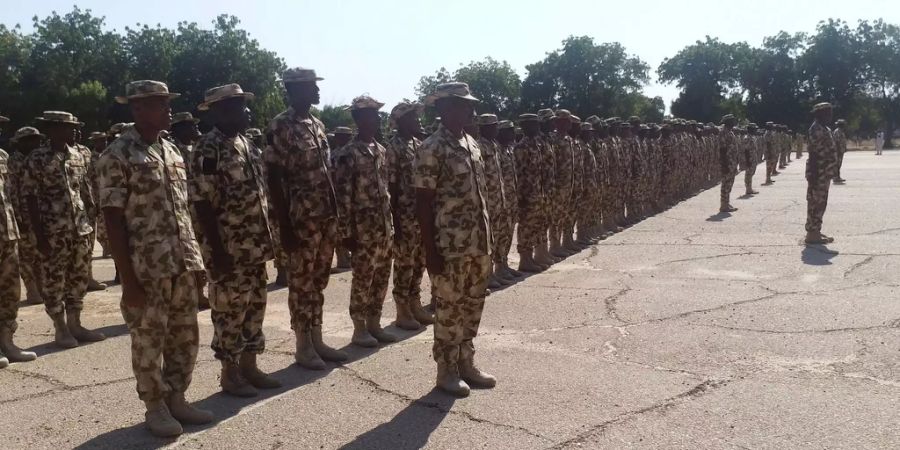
[{"x1": 0, "y1": 71, "x2": 824, "y2": 438}]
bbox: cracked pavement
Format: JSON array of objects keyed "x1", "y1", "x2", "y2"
[{"x1": 3, "y1": 152, "x2": 900, "y2": 449}]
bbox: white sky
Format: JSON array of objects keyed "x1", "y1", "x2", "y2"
[{"x1": 3, "y1": 0, "x2": 897, "y2": 113}]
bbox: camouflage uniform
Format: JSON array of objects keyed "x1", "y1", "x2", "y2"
[
  {"x1": 190, "y1": 127, "x2": 274, "y2": 364},
  {"x1": 478, "y1": 136, "x2": 511, "y2": 267},
  {"x1": 413, "y1": 124, "x2": 492, "y2": 366},
  {"x1": 742, "y1": 132, "x2": 758, "y2": 192},
  {"x1": 23, "y1": 144, "x2": 93, "y2": 318},
  {"x1": 497, "y1": 138, "x2": 519, "y2": 257},
  {"x1": 0, "y1": 149, "x2": 21, "y2": 335},
  {"x1": 832, "y1": 127, "x2": 847, "y2": 181},
  {"x1": 267, "y1": 109, "x2": 339, "y2": 332},
  {"x1": 550, "y1": 132, "x2": 575, "y2": 240},
  {"x1": 718, "y1": 128, "x2": 739, "y2": 208},
  {"x1": 333, "y1": 139, "x2": 393, "y2": 321},
  {"x1": 579, "y1": 134, "x2": 599, "y2": 230},
  {"x1": 538, "y1": 133, "x2": 556, "y2": 247},
  {"x1": 514, "y1": 134, "x2": 546, "y2": 254},
  {"x1": 8, "y1": 150, "x2": 41, "y2": 298},
  {"x1": 385, "y1": 134, "x2": 425, "y2": 310},
  {"x1": 805, "y1": 120, "x2": 836, "y2": 234},
  {"x1": 261, "y1": 144, "x2": 287, "y2": 272},
  {"x1": 97, "y1": 126, "x2": 205, "y2": 403},
  {"x1": 764, "y1": 128, "x2": 778, "y2": 180}
]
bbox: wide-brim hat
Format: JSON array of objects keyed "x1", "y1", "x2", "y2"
[
  {"x1": 198, "y1": 84, "x2": 254, "y2": 111},
  {"x1": 36, "y1": 111, "x2": 81, "y2": 125},
  {"x1": 0, "y1": 115, "x2": 9, "y2": 122},
  {"x1": 812, "y1": 102, "x2": 832, "y2": 112},
  {"x1": 171, "y1": 112, "x2": 200, "y2": 126},
  {"x1": 333, "y1": 126, "x2": 353, "y2": 135},
  {"x1": 424, "y1": 82, "x2": 479, "y2": 106},
  {"x1": 345, "y1": 95, "x2": 385, "y2": 111},
  {"x1": 555, "y1": 109, "x2": 572, "y2": 120},
  {"x1": 11, "y1": 126, "x2": 45, "y2": 142},
  {"x1": 281, "y1": 67, "x2": 324, "y2": 84},
  {"x1": 720, "y1": 114, "x2": 736, "y2": 124},
  {"x1": 88, "y1": 131, "x2": 107, "y2": 140},
  {"x1": 477, "y1": 113, "x2": 499, "y2": 126},
  {"x1": 115, "y1": 80, "x2": 180, "y2": 104},
  {"x1": 498, "y1": 120, "x2": 514, "y2": 130},
  {"x1": 390, "y1": 102, "x2": 424, "y2": 119},
  {"x1": 518, "y1": 113, "x2": 539, "y2": 123}
]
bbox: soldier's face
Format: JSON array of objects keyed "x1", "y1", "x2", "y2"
[
  {"x1": 335, "y1": 134, "x2": 352, "y2": 147},
  {"x1": 287, "y1": 82, "x2": 320, "y2": 106},
  {"x1": 396, "y1": 113, "x2": 422, "y2": 134},
  {"x1": 18, "y1": 136, "x2": 42, "y2": 152},
  {"x1": 212, "y1": 97, "x2": 250, "y2": 131},
  {"x1": 132, "y1": 97, "x2": 172, "y2": 131},
  {"x1": 498, "y1": 128, "x2": 514, "y2": 144},
  {"x1": 479, "y1": 124, "x2": 498, "y2": 140},
  {"x1": 554, "y1": 118, "x2": 571, "y2": 134},
  {"x1": 46, "y1": 123, "x2": 76, "y2": 146},
  {"x1": 521, "y1": 121, "x2": 539, "y2": 136}
]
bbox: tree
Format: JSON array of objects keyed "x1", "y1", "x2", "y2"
[
  {"x1": 521, "y1": 36, "x2": 650, "y2": 119},
  {"x1": 740, "y1": 32, "x2": 808, "y2": 130},
  {"x1": 800, "y1": 19, "x2": 863, "y2": 112},
  {"x1": 658, "y1": 36, "x2": 751, "y2": 123},
  {"x1": 857, "y1": 19, "x2": 900, "y2": 147},
  {"x1": 314, "y1": 104, "x2": 353, "y2": 130},
  {"x1": 415, "y1": 59, "x2": 521, "y2": 118}
]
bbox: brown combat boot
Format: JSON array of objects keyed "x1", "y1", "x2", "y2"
[
  {"x1": 144, "y1": 401, "x2": 183, "y2": 437},
  {"x1": 166, "y1": 392, "x2": 214, "y2": 425},
  {"x1": 311, "y1": 326, "x2": 348, "y2": 362},
  {"x1": 221, "y1": 361, "x2": 258, "y2": 397},
  {"x1": 66, "y1": 310, "x2": 106, "y2": 342},
  {"x1": 0, "y1": 327, "x2": 37, "y2": 362},
  {"x1": 239, "y1": 353, "x2": 282, "y2": 390},
  {"x1": 394, "y1": 303, "x2": 422, "y2": 331},
  {"x1": 436, "y1": 362, "x2": 470, "y2": 398},
  {"x1": 52, "y1": 314, "x2": 78, "y2": 349},
  {"x1": 294, "y1": 329, "x2": 326, "y2": 370},
  {"x1": 517, "y1": 252, "x2": 543, "y2": 273},
  {"x1": 366, "y1": 316, "x2": 398, "y2": 343},
  {"x1": 410, "y1": 302, "x2": 434, "y2": 326},
  {"x1": 459, "y1": 351, "x2": 497, "y2": 389}
]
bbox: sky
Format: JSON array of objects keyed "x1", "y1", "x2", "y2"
[{"x1": 3, "y1": 0, "x2": 897, "y2": 113}]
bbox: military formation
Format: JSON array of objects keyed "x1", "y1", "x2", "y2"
[{"x1": 0, "y1": 71, "x2": 850, "y2": 437}]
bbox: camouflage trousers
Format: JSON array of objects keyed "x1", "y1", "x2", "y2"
[
  {"x1": 491, "y1": 208, "x2": 513, "y2": 265},
  {"x1": 392, "y1": 237, "x2": 425, "y2": 308},
  {"x1": 287, "y1": 218, "x2": 337, "y2": 332},
  {"x1": 744, "y1": 162, "x2": 757, "y2": 191},
  {"x1": 121, "y1": 270, "x2": 199, "y2": 403},
  {"x1": 16, "y1": 232, "x2": 41, "y2": 296},
  {"x1": 0, "y1": 241, "x2": 20, "y2": 333},
  {"x1": 516, "y1": 202, "x2": 544, "y2": 253},
  {"x1": 431, "y1": 254, "x2": 491, "y2": 366},
  {"x1": 766, "y1": 157, "x2": 778, "y2": 179},
  {"x1": 549, "y1": 189, "x2": 574, "y2": 240},
  {"x1": 39, "y1": 232, "x2": 91, "y2": 317},
  {"x1": 269, "y1": 213, "x2": 288, "y2": 270},
  {"x1": 805, "y1": 177, "x2": 831, "y2": 233},
  {"x1": 720, "y1": 175, "x2": 735, "y2": 207},
  {"x1": 834, "y1": 152, "x2": 845, "y2": 180},
  {"x1": 349, "y1": 237, "x2": 392, "y2": 321},
  {"x1": 210, "y1": 264, "x2": 268, "y2": 364}
]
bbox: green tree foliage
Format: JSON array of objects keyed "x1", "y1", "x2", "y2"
[{"x1": 416, "y1": 59, "x2": 521, "y2": 118}]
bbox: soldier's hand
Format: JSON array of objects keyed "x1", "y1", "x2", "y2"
[
  {"x1": 425, "y1": 251, "x2": 445, "y2": 276},
  {"x1": 122, "y1": 282, "x2": 147, "y2": 308},
  {"x1": 281, "y1": 229, "x2": 300, "y2": 253},
  {"x1": 342, "y1": 238, "x2": 358, "y2": 252}
]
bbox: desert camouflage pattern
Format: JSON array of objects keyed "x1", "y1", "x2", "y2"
[
  {"x1": 431, "y1": 255, "x2": 491, "y2": 366},
  {"x1": 805, "y1": 121, "x2": 836, "y2": 233},
  {"x1": 386, "y1": 134, "x2": 425, "y2": 308},
  {"x1": 208, "y1": 265, "x2": 267, "y2": 363},
  {"x1": 477, "y1": 137, "x2": 511, "y2": 264},
  {"x1": 514, "y1": 136, "x2": 546, "y2": 253}
]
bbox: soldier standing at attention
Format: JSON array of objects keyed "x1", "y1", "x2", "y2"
[
  {"x1": 191, "y1": 84, "x2": 281, "y2": 397},
  {"x1": 0, "y1": 114, "x2": 39, "y2": 367},
  {"x1": 549, "y1": 109, "x2": 575, "y2": 257},
  {"x1": 415, "y1": 82, "x2": 496, "y2": 397},
  {"x1": 8, "y1": 127, "x2": 45, "y2": 305},
  {"x1": 331, "y1": 126, "x2": 354, "y2": 272},
  {"x1": 170, "y1": 112, "x2": 202, "y2": 166},
  {"x1": 832, "y1": 119, "x2": 848, "y2": 184},
  {"x1": 718, "y1": 115, "x2": 739, "y2": 213},
  {"x1": 88, "y1": 131, "x2": 111, "y2": 258},
  {"x1": 386, "y1": 102, "x2": 434, "y2": 330},
  {"x1": 805, "y1": 103, "x2": 838, "y2": 245},
  {"x1": 70, "y1": 121, "x2": 108, "y2": 292},
  {"x1": 743, "y1": 123, "x2": 760, "y2": 197},
  {"x1": 496, "y1": 119, "x2": 523, "y2": 277},
  {"x1": 267, "y1": 68, "x2": 348, "y2": 369},
  {"x1": 762, "y1": 122, "x2": 778, "y2": 185},
  {"x1": 477, "y1": 113, "x2": 515, "y2": 288},
  {"x1": 24, "y1": 111, "x2": 106, "y2": 348},
  {"x1": 333, "y1": 95, "x2": 398, "y2": 347},
  {"x1": 514, "y1": 114, "x2": 549, "y2": 273},
  {"x1": 97, "y1": 81, "x2": 213, "y2": 436},
  {"x1": 535, "y1": 108, "x2": 559, "y2": 266}
]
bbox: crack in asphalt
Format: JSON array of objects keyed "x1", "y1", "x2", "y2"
[
  {"x1": 547, "y1": 378, "x2": 733, "y2": 449},
  {"x1": 843, "y1": 255, "x2": 876, "y2": 279},
  {"x1": 338, "y1": 366, "x2": 554, "y2": 444},
  {"x1": 654, "y1": 251, "x2": 757, "y2": 267},
  {"x1": 0, "y1": 368, "x2": 134, "y2": 405},
  {"x1": 692, "y1": 323, "x2": 896, "y2": 335},
  {"x1": 604, "y1": 286, "x2": 632, "y2": 324}
]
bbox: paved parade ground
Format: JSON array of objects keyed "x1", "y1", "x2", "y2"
[{"x1": 2, "y1": 150, "x2": 899, "y2": 449}]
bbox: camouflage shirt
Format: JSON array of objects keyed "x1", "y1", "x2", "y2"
[
  {"x1": 413, "y1": 124, "x2": 491, "y2": 259},
  {"x1": 332, "y1": 139, "x2": 393, "y2": 242},
  {"x1": 477, "y1": 137, "x2": 507, "y2": 219},
  {"x1": 552, "y1": 133, "x2": 576, "y2": 198},
  {"x1": 497, "y1": 143, "x2": 518, "y2": 211},
  {"x1": 175, "y1": 142, "x2": 194, "y2": 175},
  {"x1": 266, "y1": 108, "x2": 339, "y2": 224},
  {"x1": 0, "y1": 149, "x2": 19, "y2": 242},
  {"x1": 514, "y1": 136, "x2": 546, "y2": 206},
  {"x1": 7, "y1": 151, "x2": 27, "y2": 226},
  {"x1": 189, "y1": 127, "x2": 274, "y2": 270},
  {"x1": 385, "y1": 134, "x2": 422, "y2": 238},
  {"x1": 832, "y1": 128, "x2": 847, "y2": 155},
  {"x1": 22, "y1": 144, "x2": 93, "y2": 237},
  {"x1": 96, "y1": 127, "x2": 204, "y2": 282},
  {"x1": 719, "y1": 129, "x2": 739, "y2": 176},
  {"x1": 807, "y1": 121, "x2": 836, "y2": 180}
]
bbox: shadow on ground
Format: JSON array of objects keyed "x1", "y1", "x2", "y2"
[
  {"x1": 800, "y1": 245, "x2": 839, "y2": 266},
  {"x1": 340, "y1": 389, "x2": 455, "y2": 450}
]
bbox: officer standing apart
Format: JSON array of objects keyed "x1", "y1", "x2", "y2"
[
  {"x1": 414, "y1": 82, "x2": 497, "y2": 397},
  {"x1": 718, "y1": 114, "x2": 739, "y2": 213},
  {"x1": 97, "y1": 81, "x2": 213, "y2": 437},
  {"x1": 191, "y1": 84, "x2": 281, "y2": 397},
  {"x1": 805, "y1": 102, "x2": 838, "y2": 245},
  {"x1": 267, "y1": 68, "x2": 348, "y2": 369}
]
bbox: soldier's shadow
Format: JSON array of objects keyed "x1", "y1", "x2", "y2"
[
  {"x1": 339, "y1": 389, "x2": 455, "y2": 450},
  {"x1": 801, "y1": 245, "x2": 839, "y2": 266},
  {"x1": 705, "y1": 212, "x2": 732, "y2": 222}
]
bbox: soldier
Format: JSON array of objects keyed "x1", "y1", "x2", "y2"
[
  {"x1": 23, "y1": 111, "x2": 106, "y2": 348},
  {"x1": 8, "y1": 127, "x2": 45, "y2": 305},
  {"x1": 170, "y1": 112, "x2": 201, "y2": 166},
  {"x1": 514, "y1": 114, "x2": 549, "y2": 273},
  {"x1": 331, "y1": 126, "x2": 354, "y2": 272},
  {"x1": 718, "y1": 115, "x2": 739, "y2": 213},
  {"x1": 577, "y1": 121, "x2": 599, "y2": 244},
  {"x1": 535, "y1": 108, "x2": 559, "y2": 266},
  {"x1": 88, "y1": 131, "x2": 111, "y2": 258},
  {"x1": 496, "y1": 119, "x2": 523, "y2": 275},
  {"x1": 476, "y1": 113, "x2": 515, "y2": 288},
  {"x1": 262, "y1": 130, "x2": 289, "y2": 287},
  {"x1": 805, "y1": 103, "x2": 837, "y2": 245},
  {"x1": 107, "y1": 122, "x2": 128, "y2": 147},
  {"x1": 386, "y1": 102, "x2": 434, "y2": 330},
  {"x1": 762, "y1": 122, "x2": 778, "y2": 185},
  {"x1": 0, "y1": 115, "x2": 39, "y2": 367},
  {"x1": 245, "y1": 128, "x2": 265, "y2": 149},
  {"x1": 832, "y1": 119, "x2": 848, "y2": 184},
  {"x1": 742, "y1": 123, "x2": 760, "y2": 196},
  {"x1": 549, "y1": 110, "x2": 576, "y2": 257},
  {"x1": 68, "y1": 120, "x2": 108, "y2": 293},
  {"x1": 415, "y1": 82, "x2": 496, "y2": 397},
  {"x1": 191, "y1": 84, "x2": 281, "y2": 397},
  {"x1": 97, "y1": 80, "x2": 213, "y2": 436},
  {"x1": 332, "y1": 95, "x2": 397, "y2": 347},
  {"x1": 267, "y1": 67, "x2": 348, "y2": 369}
]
